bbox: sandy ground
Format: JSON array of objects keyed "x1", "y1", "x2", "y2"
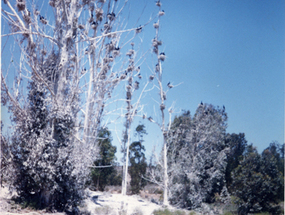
[
  {"x1": 84, "y1": 189, "x2": 163, "y2": 214},
  {"x1": 0, "y1": 186, "x2": 182, "y2": 215}
]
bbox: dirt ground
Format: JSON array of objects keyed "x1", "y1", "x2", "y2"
[{"x1": 0, "y1": 185, "x2": 185, "y2": 215}]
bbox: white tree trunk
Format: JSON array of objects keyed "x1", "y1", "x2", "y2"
[
  {"x1": 163, "y1": 137, "x2": 169, "y2": 206},
  {"x1": 122, "y1": 122, "x2": 132, "y2": 195}
]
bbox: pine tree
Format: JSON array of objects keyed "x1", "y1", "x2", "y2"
[
  {"x1": 129, "y1": 124, "x2": 147, "y2": 194},
  {"x1": 90, "y1": 128, "x2": 117, "y2": 191}
]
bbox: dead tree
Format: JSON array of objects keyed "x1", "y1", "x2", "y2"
[
  {"x1": 1, "y1": 0, "x2": 156, "y2": 209},
  {"x1": 144, "y1": 0, "x2": 172, "y2": 206}
]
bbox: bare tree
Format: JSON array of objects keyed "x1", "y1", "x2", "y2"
[
  {"x1": 143, "y1": 0, "x2": 172, "y2": 206},
  {"x1": 1, "y1": 0, "x2": 158, "y2": 210}
]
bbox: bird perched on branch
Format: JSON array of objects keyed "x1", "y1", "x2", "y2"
[
  {"x1": 107, "y1": 12, "x2": 115, "y2": 21},
  {"x1": 159, "y1": 52, "x2": 166, "y2": 61},
  {"x1": 167, "y1": 82, "x2": 173, "y2": 89},
  {"x1": 39, "y1": 15, "x2": 47, "y2": 25},
  {"x1": 91, "y1": 21, "x2": 98, "y2": 29},
  {"x1": 159, "y1": 10, "x2": 165, "y2": 16},
  {"x1": 136, "y1": 26, "x2": 142, "y2": 34},
  {"x1": 134, "y1": 81, "x2": 139, "y2": 90}
]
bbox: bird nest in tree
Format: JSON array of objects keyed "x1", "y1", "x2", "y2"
[
  {"x1": 158, "y1": 53, "x2": 165, "y2": 61},
  {"x1": 159, "y1": 10, "x2": 165, "y2": 16},
  {"x1": 136, "y1": 26, "x2": 142, "y2": 34},
  {"x1": 78, "y1": 24, "x2": 85, "y2": 30},
  {"x1": 95, "y1": 8, "x2": 103, "y2": 21},
  {"x1": 120, "y1": 74, "x2": 126, "y2": 80},
  {"x1": 16, "y1": 0, "x2": 26, "y2": 12},
  {"x1": 153, "y1": 22, "x2": 159, "y2": 29}
]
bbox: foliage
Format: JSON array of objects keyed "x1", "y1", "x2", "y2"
[
  {"x1": 167, "y1": 104, "x2": 229, "y2": 209},
  {"x1": 231, "y1": 144, "x2": 284, "y2": 214},
  {"x1": 90, "y1": 128, "x2": 117, "y2": 191},
  {"x1": 225, "y1": 133, "x2": 247, "y2": 192},
  {"x1": 129, "y1": 141, "x2": 147, "y2": 194},
  {"x1": 263, "y1": 141, "x2": 284, "y2": 177},
  {"x1": 8, "y1": 77, "x2": 81, "y2": 211},
  {"x1": 129, "y1": 124, "x2": 147, "y2": 194},
  {"x1": 0, "y1": 123, "x2": 10, "y2": 185}
]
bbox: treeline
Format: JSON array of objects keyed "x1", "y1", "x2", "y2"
[
  {"x1": 1, "y1": 100, "x2": 283, "y2": 214},
  {"x1": 80, "y1": 103, "x2": 284, "y2": 214}
]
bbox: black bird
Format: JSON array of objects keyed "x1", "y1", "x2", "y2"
[
  {"x1": 155, "y1": 63, "x2": 160, "y2": 72},
  {"x1": 107, "y1": 12, "x2": 115, "y2": 21},
  {"x1": 91, "y1": 21, "x2": 97, "y2": 29},
  {"x1": 201, "y1": 101, "x2": 203, "y2": 105},
  {"x1": 136, "y1": 26, "x2": 142, "y2": 33},
  {"x1": 39, "y1": 15, "x2": 47, "y2": 24},
  {"x1": 167, "y1": 82, "x2": 173, "y2": 88},
  {"x1": 137, "y1": 66, "x2": 141, "y2": 73}
]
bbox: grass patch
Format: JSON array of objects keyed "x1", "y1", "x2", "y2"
[
  {"x1": 152, "y1": 208, "x2": 195, "y2": 215},
  {"x1": 131, "y1": 207, "x2": 144, "y2": 215},
  {"x1": 94, "y1": 205, "x2": 114, "y2": 215},
  {"x1": 223, "y1": 212, "x2": 235, "y2": 215}
]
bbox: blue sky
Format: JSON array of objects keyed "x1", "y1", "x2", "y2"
[
  {"x1": 123, "y1": 0, "x2": 284, "y2": 156},
  {"x1": 1, "y1": 0, "x2": 284, "y2": 161}
]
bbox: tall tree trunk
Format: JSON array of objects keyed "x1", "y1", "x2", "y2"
[{"x1": 163, "y1": 137, "x2": 169, "y2": 206}]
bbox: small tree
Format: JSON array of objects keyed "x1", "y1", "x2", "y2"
[
  {"x1": 129, "y1": 124, "x2": 147, "y2": 194},
  {"x1": 90, "y1": 128, "x2": 117, "y2": 191},
  {"x1": 231, "y1": 144, "x2": 284, "y2": 214}
]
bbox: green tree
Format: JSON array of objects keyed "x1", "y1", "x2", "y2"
[
  {"x1": 129, "y1": 124, "x2": 147, "y2": 194},
  {"x1": 225, "y1": 133, "x2": 247, "y2": 192},
  {"x1": 91, "y1": 128, "x2": 117, "y2": 191},
  {"x1": 231, "y1": 144, "x2": 283, "y2": 214},
  {"x1": 262, "y1": 142, "x2": 284, "y2": 201}
]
